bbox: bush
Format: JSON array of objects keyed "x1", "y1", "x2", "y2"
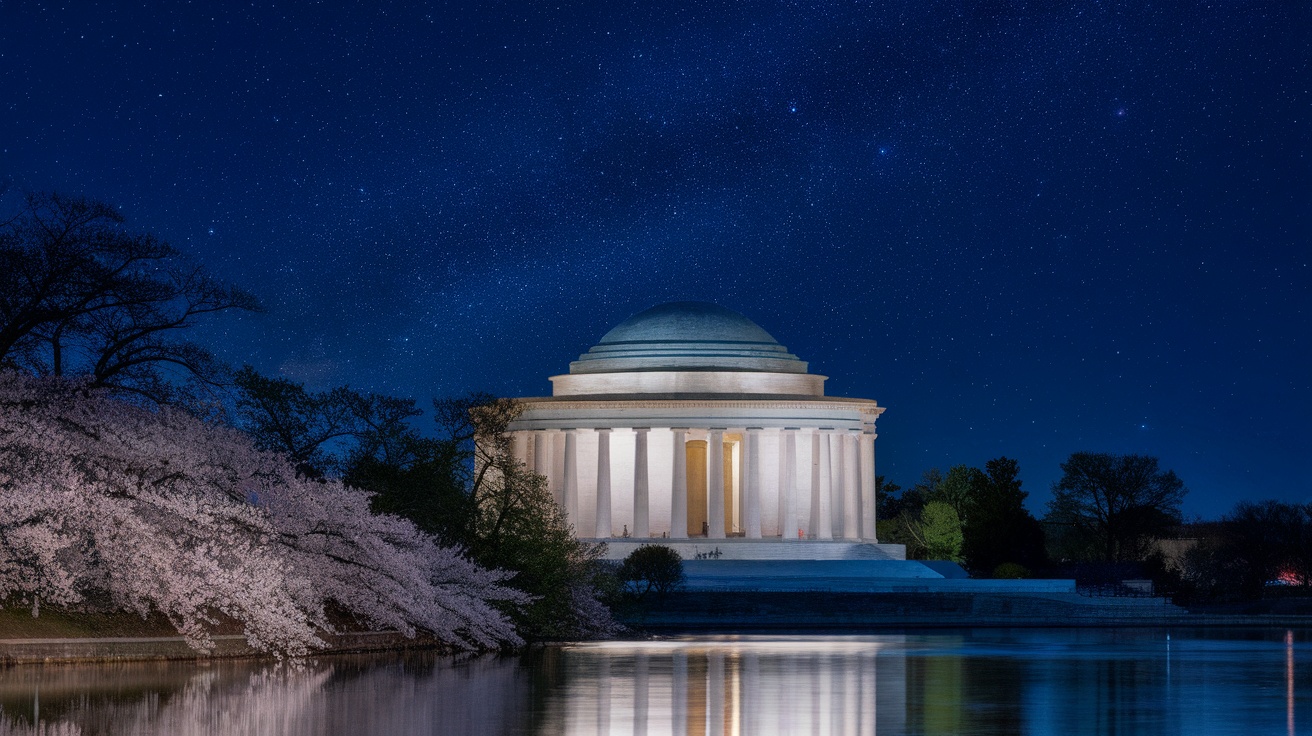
[
  {"x1": 992, "y1": 563, "x2": 1031, "y2": 579},
  {"x1": 617, "y1": 545, "x2": 685, "y2": 599}
]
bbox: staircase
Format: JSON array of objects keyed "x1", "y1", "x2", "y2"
[{"x1": 592, "y1": 538, "x2": 907, "y2": 561}]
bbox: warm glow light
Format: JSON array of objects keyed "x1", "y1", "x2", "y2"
[{"x1": 1287, "y1": 630, "x2": 1295, "y2": 736}]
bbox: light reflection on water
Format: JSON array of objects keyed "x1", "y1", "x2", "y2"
[{"x1": 0, "y1": 629, "x2": 1306, "y2": 735}]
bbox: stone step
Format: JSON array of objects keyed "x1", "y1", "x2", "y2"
[{"x1": 590, "y1": 538, "x2": 906, "y2": 562}]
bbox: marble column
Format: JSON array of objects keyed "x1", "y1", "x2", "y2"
[
  {"x1": 843, "y1": 431, "x2": 861, "y2": 540},
  {"x1": 809, "y1": 430, "x2": 821, "y2": 539},
  {"x1": 781, "y1": 429, "x2": 798, "y2": 540},
  {"x1": 829, "y1": 430, "x2": 845, "y2": 538},
  {"x1": 708, "y1": 651, "x2": 726, "y2": 736},
  {"x1": 512, "y1": 431, "x2": 529, "y2": 468},
  {"x1": 634, "y1": 651, "x2": 650, "y2": 736},
  {"x1": 533, "y1": 430, "x2": 550, "y2": 477},
  {"x1": 813, "y1": 430, "x2": 833, "y2": 540},
  {"x1": 595, "y1": 428, "x2": 612, "y2": 538},
  {"x1": 562, "y1": 429, "x2": 579, "y2": 528},
  {"x1": 633, "y1": 427, "x2": 650, "y2": 538},
  {"x1": 672, "y1": 651, "x2": 688, "y2": 735},
  {"x1": 744, "y1": 427, "x2": 763, "y2": 538},
  {"x1": 860, "y1": 432, "x2": 877, "y2": 541},
  {"x1": 551, "y1": 429, "x2": 566, "y2": 507},
  {"x1": 707, "y1": 428, "x2": 726, "y2": 539},
  {"x1": 670, "y1": 428, "x2": 688, "y2": 539}
]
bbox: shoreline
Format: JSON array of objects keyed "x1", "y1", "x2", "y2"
[
  {"x1": 6, "y1": 592, "x2": 1312, "y2": 665},
  {"x1": 612, "y1": 590, "x2": 1312, "y2": 634},
  {"x1": 0, "y1": 630, "x2": 454, "y2": 666}
]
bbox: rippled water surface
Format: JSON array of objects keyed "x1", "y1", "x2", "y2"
[{"x1": 1, "y1": 628, "x2": 1309, "y2": 735}]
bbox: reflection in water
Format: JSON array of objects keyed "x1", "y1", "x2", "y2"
[
  {"x1": 1289, "y1": 630, "x2": 1296, "y2": 736},
  {"x1": 544, "y1": 637, "x2": 905, "y2": 735},
  {"x1": 0, "y1": 630, "x2": 1305, "y2": 735},
  {"x1": 0, "y1": 654, "x2": 532, "y2": 736}
]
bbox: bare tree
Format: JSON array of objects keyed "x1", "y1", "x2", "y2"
[{"x1": 0, "y1": 193, "x2": 260, "y2": 406}]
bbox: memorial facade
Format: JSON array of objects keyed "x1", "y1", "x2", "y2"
[{"x1": 505, "y1": 302, "x2": 902, "y2": 559}]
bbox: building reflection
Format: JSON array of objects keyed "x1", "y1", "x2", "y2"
[
  {"x1": 0, "y1": 630, "x2": 1298, "y2": 735},
  {"x1": 544, "y1": 636, "x2": 908, "y2": 735}
]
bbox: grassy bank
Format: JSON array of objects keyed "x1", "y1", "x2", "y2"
[
  {"x1": 0, "y1": 607, "x2": 184, "y2": 640},
  {"x1": 0, "y1": 607, "x2": 457, "y2": 665}
]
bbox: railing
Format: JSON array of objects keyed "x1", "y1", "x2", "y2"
[{"x1": 1076, "y1": 582, "x2": 1165, "y2": 600}]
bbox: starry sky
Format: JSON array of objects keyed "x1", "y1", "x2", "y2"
[{"x1": 2, "y1": 1, "x2": 1308, "y2": 518}]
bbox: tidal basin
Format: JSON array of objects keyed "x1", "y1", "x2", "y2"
[{"x1": 1, "y1": 629, "x2": 1306, "y2": 735}]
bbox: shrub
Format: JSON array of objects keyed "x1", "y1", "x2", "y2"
[
  {"x1": 617, "y1": 545, "x2": 685, "y2": 598},
  {"x1": 992, "y1": 562, "x2": 1032, "y2": 579}
]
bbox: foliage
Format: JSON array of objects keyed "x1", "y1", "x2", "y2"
[
  {"x1": 909, "y1": 501, "x2": 964, "y2": 562},
  {"x1": 934, "y1": 465, "x2": 982, "y2": 522},
  {"x1": 0, "y1": 372, "x2": 524, "y2": 654},
  {"x1": 446, "y1": 395, "x2": 618, "y2": 641},
  {"x1": 345, "y1": 435, "x2": 474, "y2": 547},
  {"x1": 874, "y1": 475, "x2": 905, "y2": 520},
  {"x1": 1045, "y1": 452, "x2": 1186, "y2": 563},
  {"x1": 992, "y1": 562, "x2": 1031, "y2": 579},
  {"x1": 0, "y1": 193, "x2": 260, "y2": 408},
  {"x1": 233, "y1": 366, "x2": 420, "y2": 477},
  {"x1": 880, "y1": 460, "x2": 1046, "y2": 572},
  {"x1": 1181, "y1": 500, "x2": 1312, "y2": 601},
  {"x1": 960, "y1": 457, "x2": 1048, "y2": 575},
  {"x1": 229, "y1": 377, "x2": 619, "y2": 642},
  {"x1": 617, "y1": 545, "x2": 685, "y2": 598}
]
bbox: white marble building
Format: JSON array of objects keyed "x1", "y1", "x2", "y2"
[{"x1": 505, "y1": 302, "x2": 904, "y2": 560}]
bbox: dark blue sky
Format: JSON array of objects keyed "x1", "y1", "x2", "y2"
[{"x1": 3, "y1": 1, "x2": 1308, "y2": 518}]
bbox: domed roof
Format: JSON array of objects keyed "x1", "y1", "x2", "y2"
[{"x1": 570, "y1": 301, "x2": 809, "y2": 374}]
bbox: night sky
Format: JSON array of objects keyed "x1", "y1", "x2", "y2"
[{"x1": 2, "y1": 2, "x2": 1308, "y2": 518}]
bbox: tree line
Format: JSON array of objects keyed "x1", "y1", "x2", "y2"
[
  {"x1": 883, "y1": 449, "x2": 1310, "y2": 604},
  {"x1": 880, "y1": 451, "x2": 1191, "y2": 579}
]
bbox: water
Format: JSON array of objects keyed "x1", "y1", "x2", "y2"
[{"x1": 0, "y1": 628, "x2": 1307, "y2": 735}]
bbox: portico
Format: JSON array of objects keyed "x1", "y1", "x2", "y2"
[{"x1": 505, "y1": 302, "x2": 903, "y2": 560}]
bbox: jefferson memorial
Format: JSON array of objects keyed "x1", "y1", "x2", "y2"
[{"x1": 505, "y1": 302, "x2": 904, "y2": 560}]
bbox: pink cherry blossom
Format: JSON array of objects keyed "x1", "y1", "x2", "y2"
[{"x1": 0, "y1": 372, "x2": 525, "y2": 654}]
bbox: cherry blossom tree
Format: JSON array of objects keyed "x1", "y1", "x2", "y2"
[{"x1": 0, "y1": 372, "x2": 524, "y2": 654}]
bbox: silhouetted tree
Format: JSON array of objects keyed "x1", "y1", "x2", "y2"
[
  {"x1": 933, "y1": 465, "x2": 982, "y2": 522},
  {"x1": 1045, "y1": 452, "x2": 1186, "y2": 562},
  {"x1": 960, "y1": 457, "x2": 1048, "y2": 575},
  {"x1": 1183, "y1": 500, "x2": 1312, "y2": 601},
  {"x1": 618, "y1": 545, "x2": 685, "y2": 599},
  {"x1": 0, "y1": 193, "x2": 259, "y2": 407},
  {"x1": 232, "y1": 366, "x2": 422, "y2": 477}
]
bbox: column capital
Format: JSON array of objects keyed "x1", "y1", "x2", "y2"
[
  {"x1": 595, "y1": 427, "x2": 612, "y2": 434},
  {"x1": 633, "y1": 426, "x2": 651, "y2": 434}
]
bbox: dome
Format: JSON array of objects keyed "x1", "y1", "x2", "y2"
[{"x1": 569, "y1": 301, "x2": 809, "y2": 374}]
